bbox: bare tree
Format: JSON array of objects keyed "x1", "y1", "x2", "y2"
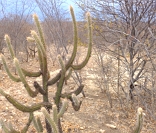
[
  {"x1": 76, "y1": 0, "x2": 156, "y2": 111},
  {"x1": 0, "y1": 0, "x2": 36, "y2": 61}
]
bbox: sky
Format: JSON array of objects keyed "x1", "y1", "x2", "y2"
[
  {"x1": 0, "y1": 0, "x2": 82, "y2": 20},
  {"x1": 63, "y1": 0, "x2": 82, "y2": 20}
]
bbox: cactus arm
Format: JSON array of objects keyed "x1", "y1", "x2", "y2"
[
  {"x1": 41, "y1": 107, "x2": 59, "y2": 133},
  {"x1": 57, "y1": 99, "x2": 68, "y2": 118},
  {"x1": 21, "y1": 113, "x2": 33, "y2": 133},
  {"x1": 61, "y1": 84, "x2": 84, "y2": 99},
  {"x1": 65, "y1": 68, "x2": 72, "y2": 84},
  {"x1": 30, "y1": 30, "x2": 45, "y2": 74},
  {"x1": 47, "y1": 71, "x2": 61, "y2": 86},
  {"x1": 0, "y1": 120, "x2": 11, "y2": 133},
  {"x1": 33, "y1": 14, "x2": 46, "y2": 50},
  {"x1": 14, "y1": 58, "x2": 38, "y2": 97},
  {"x1": 72, "y1": 12, "x2": 92, "y2": 70},
  {"x1": 34, "y1": 81, "x2": 46, "y2": 95},
  {"x1": 36, "y1": 116, "x2": 43, "y2": 132},
  {"x1": 31, "y1": 30, "x2": 46, "y2": 58},
  {"x1": 47, "y1": 6, "x2": 78, "y2": 86},
  {"x1": 32, "y1": 15, "x2": 48, "y2": 78},
  {"x1": 133, "y1": 107, "x2": 144, "y2": 133},
  {"x1": 52, "y1": 105, "x2": 58, "y2": 126},
  {"x1": 4, "y1": 34, "x2": 15, "y2": 59},
  {"x1": 0, "y1": 54, "x2": 21, "y2": 82},
  {"x1": 72, "y1": 101, "x2": 82, "y2": 111},
  {"x1": 21, "y1": 68, "x2": 41, "y2": 77},
  {"x1": 65, "y1": 6, "x2": 78, "y2": 69},
  {"x1": 71, "y1": 94, "x2": 82, "y2": 111},
  {"x1": 32, "y1": 115, "x2": 40, "y2": 133},
  {"x1": 0, "y1": 88, "x2": 51, "y2": 112},
  {"x1": 55, "y1": 56, "x2": 66, "y2": 106}
]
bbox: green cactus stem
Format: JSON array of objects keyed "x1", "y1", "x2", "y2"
[
  {"x1": 47, "y1": 6, "x2": 78, "y2": 86},
  {"x1": 65, "y1": 6, "x2": 78, "y2": 69},
  {"x1": 41, "y1": 107, "x2": 59, "y2": 133},
  {"x1": 21, "y1": 113, "x2": 33, "y2": 133},
  {"x1": 4, "y1": 34, "x2": 15, "y2": 59},
  {"x1": 32, "y1": 14, "x2": 48, "y2": 78},
  {"x1": 55, "y1": 56, "x2": 66, "y2": 107},
  {"x1": 133, "y1": 107, "x2": 145, "y2": 133},
  {"x1": 0, "y1": 54, "x2": 21, "y2": 82},
  {"x1": 71, "y1": 12, "x2": 92, "y2": 70},
  {"x1": 36, "y1": 116, "x2": 43, "y2": 132},
  {"x1": 21, "y1": 68, "x2": 41, "y2": 77},
  {"x1": 57, "y1": 99, "x2": 68, "y2": 118},
  {"x1": 33, "y1": 14, "x2": 46, "y2": 49},
  {"x1": 33, "y1": 116, "x2": 40, "y2": 132},
  {"x1": 14, "y1": 58, "x2": 38, "y2": 97},
  {"x1": 61, "y1": 84, "x2": 84, "y2": 99},
  {"x1": 52, "y1": 105, "x2": 58, "y2": 126},
  {"x1": 71, "y1": 93, "x2": 82, "y2": 111},
  {"x1": 34, "y1": 81, "x2": 46, "y2": 95},
  {"x1": 40, "y1": 100, "x2": 68, "y2": 133},
  {"x1": 31, "y1": 30, "x2": 46, "y2": 58},
  {"x1": 65, "y1": 68, "x2": 73, "y2": 84},
  {"x1": 0, "y1": 88, "x2": 51, "y2": 112},
  {"x1": 0, "y1": 113, "x2": 33, "y2": 133}
]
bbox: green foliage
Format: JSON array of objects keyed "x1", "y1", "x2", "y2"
[{"x1": 0, "y1": 6, "x2": 92, "y2": 133}]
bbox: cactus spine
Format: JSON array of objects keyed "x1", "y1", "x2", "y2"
[{"x1": 0, "y1": 6, "x2": 92, "y2": 133}]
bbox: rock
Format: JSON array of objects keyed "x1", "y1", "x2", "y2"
[
  {"x1": 105, "y1": 123, "x2": 117, "y2": 129},
  {"x1": 100, "y1": 129, "x2": 105, "y2": 133},
  {"x1": 80, "y1": 126, "x2": 85, "y2": 130}
]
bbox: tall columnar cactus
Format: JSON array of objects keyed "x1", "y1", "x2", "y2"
[{"x1": 0, "y1": 6, "x2": 92, "y2": 133}]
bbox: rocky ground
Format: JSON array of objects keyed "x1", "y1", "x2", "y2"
[{"x1": 0, "y1": 47, "x2": 156, "y2": 133}]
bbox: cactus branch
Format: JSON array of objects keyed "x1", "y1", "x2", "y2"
[
  {"x1": 34, "y1": 81, "x2": 46, "y2": 95},
  {"x1": 65, "y1": 6, "x2": 78, "y2": 69},
  {"x1": 4, "y1": 34, "x2": 15, "y2": 59},
  {"x1": 65, "y1": 68, "x2": 73, "y2": 84},
  {"x1": 47, "y1": 6, "x2": 78, "y2": 86},
  {"x1": 71, "y1": 93, "x2": 82, "y2": 111},
  {"x1": 0, "y1": 88, "x2": 51, "y2": 112},
  {"x1": 31, "y1": 30, "x2": 46, "y2": 57},
  {"x1": 22, "y1": 68, "x2": 41, "y2": 77},
  {"x1": 14, "y1": 58, "x2": 38, "y2": 97},
  {"x1": 57, "y1": 99, "x2": 68, "y2": 118},
  {"x1": 52, "y1": 105, "x2": 58, "y2": 126},
  {"x1": 33, "y1": 115, "x2": 41, "y2": 133},
  {"x1": 61, "y1": 84, "x2": 84, "y2": 99},
  {"x1": 0, "y1": 54, "x2": 21, "y2": 82},
  {"x1": 33, "y1": 14, "x2": 46, "y2": 49},
  {"x1": 133, "y1": 107, "x2": 145, "y2": 133},
  {"x1": 41, "y1": 107, "x2": 59, "y2": 133},
  {"x1": 72, "y1": 12, "x2": 92, "y2": 70},
  {"x1": 36, "y1": 116, "x2": 43, "y2": 132},
  {"x1": 21, "y1": 113, "x2": 33, "y2": 133}
]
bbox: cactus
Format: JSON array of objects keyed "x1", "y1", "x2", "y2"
[
  {"x1": 133, "y1": 107, "x2": 145, "y2": 133},
  {"x1": 0, "y1": 6, "x2": 92, "y2": 133}
]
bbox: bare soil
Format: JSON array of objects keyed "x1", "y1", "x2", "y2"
[{"x1": 0, "y1": 47, "x2": 156, "y2": 133}]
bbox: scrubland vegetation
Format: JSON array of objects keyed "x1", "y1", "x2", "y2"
[{"x1": 0, "y1": 0, "x2": 156, "y2": 133}]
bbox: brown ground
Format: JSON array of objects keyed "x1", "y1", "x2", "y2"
[{"x1": 0, "y1": 47, "x2": 156, "y2": 133}]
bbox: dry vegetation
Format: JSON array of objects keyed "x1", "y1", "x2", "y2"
[
  {"x1": 0, "y1": 46, "x2": 156, "y2": 133},
  {"x1": 0, "y1": 0, "x2": 156, "y2": 133}
]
